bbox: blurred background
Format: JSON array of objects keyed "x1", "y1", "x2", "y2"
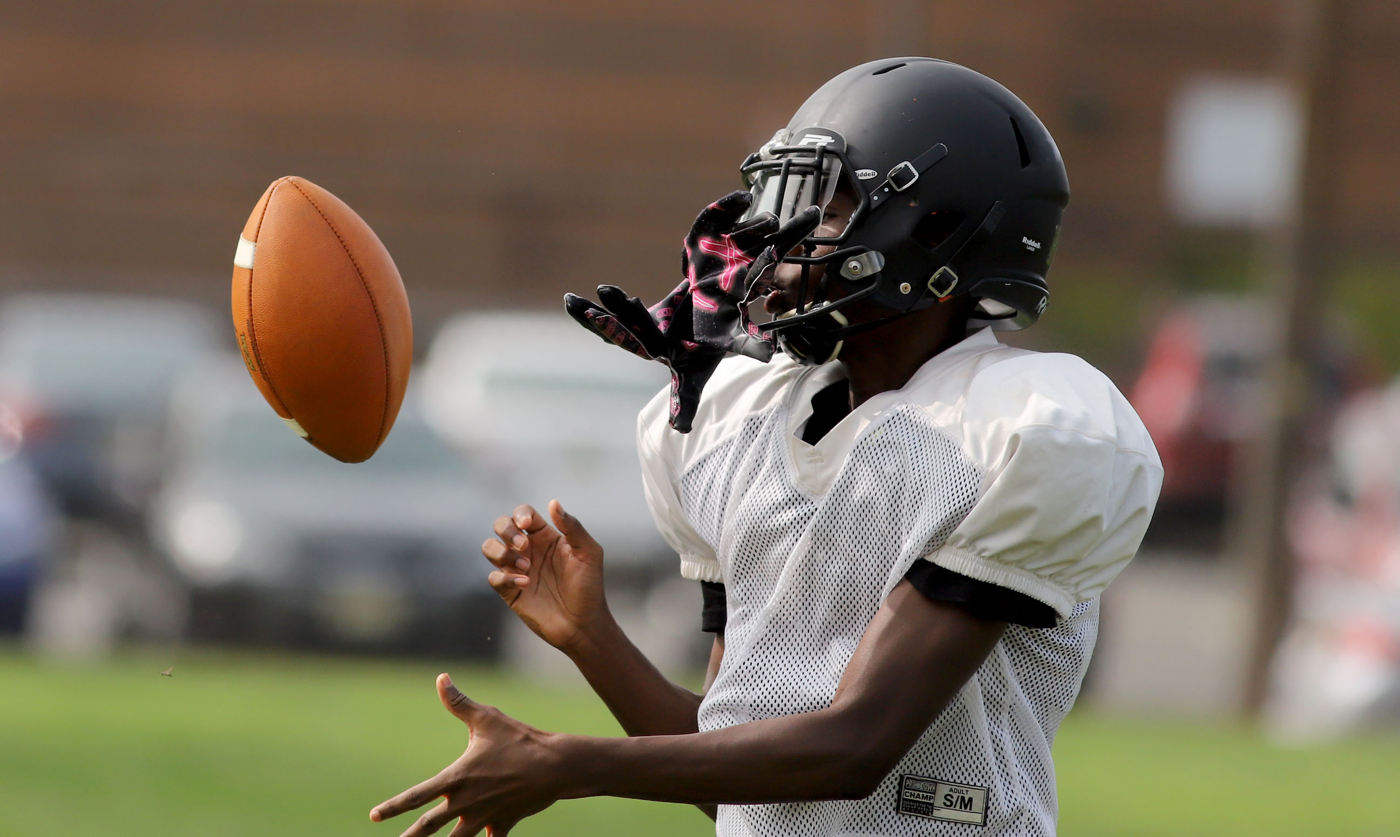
[{"x1": 1, "y1": 1, "x2": 1399, "y2": 835}]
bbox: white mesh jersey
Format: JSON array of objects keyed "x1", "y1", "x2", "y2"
[
  {"x1": 638, "y1": 331, "x2": 1159, "y2": 834},
  {"x1": 637, "y1": 328, "x2": 1162, "y2": 836}
]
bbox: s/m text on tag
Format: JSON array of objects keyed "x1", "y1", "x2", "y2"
[{"x1": 896, "y1": 774, "x2": 988, "y2": 827}]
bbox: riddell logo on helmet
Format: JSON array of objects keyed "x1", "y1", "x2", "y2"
[
  {"x1": 1022, "y1": 237, "x2": 1042, "y2": 252},
  {"x1": 855, "y1": 169, "x2": 879, "y2": 180},
  {"x1": 798, "y1": 134, "x2": 836, "y2": 146}
]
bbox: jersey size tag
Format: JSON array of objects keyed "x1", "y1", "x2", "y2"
[{"x1": 896, "y1": 774, "x2": 989, "y2": 826}]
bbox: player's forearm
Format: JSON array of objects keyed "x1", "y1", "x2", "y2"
[
  {"x1": 564, "y1": 615, "x2": 703, "y2": 737},
  {"x1": 552, "y1": 590, "x2": 1006, "y2": 807},
  {"x1": 550, "y1": 704, "x2": 890, "y2": 805}
]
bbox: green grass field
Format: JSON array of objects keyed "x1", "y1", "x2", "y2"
[{"x1": 2, "y1": 646, "x2": 1397, "y2": 836}]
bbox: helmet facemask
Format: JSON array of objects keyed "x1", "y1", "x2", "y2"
[
  {"x1": 738, "y1": 128, "x2": 890, "y2": 364},
  {"x1": 738, "y1": 127, "x2": 984, "y2": 365}
]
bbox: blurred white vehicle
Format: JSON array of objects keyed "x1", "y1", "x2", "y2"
[
  {"x1": 0, "y1": 293, "x2": 219, "y2": 518},
  {"x1": 421, "y1": 311, "x2": 671, "y2": 569},
  {"x1": 151, "y1": 357, "x2": 503, "y2": 652}
]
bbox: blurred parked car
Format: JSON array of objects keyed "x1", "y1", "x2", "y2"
[
  {"x1": 421, "y1": 311, "x2": 672, "y2": 572},
  {"x1": 151, "y1": 357, "x2": 503, "y2": 655},
  {"x1": 0, "y1": 405, "x2": 59, "y2": 633},
  {"x1": 0, "y1": 293, "x2": 219, "y2": 521}
]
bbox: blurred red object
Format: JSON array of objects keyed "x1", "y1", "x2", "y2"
[
  {"x1": 1130, "y1": 297, "x2": 1271, "y2": 508},
  {"x1": 1130, "y1": 296, "x2": 1373, "y2": 512}
]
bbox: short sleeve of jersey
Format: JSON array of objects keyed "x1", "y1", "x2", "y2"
[
  {"x1": 636, "y1": 354, "x2": 801, "y2": 584},
  {"x1": 920, "y1": 351, "x2": 1163, "y2": 621},
  {"x1": 636, "y1": 386, "x2": 721, "y2": 582}
]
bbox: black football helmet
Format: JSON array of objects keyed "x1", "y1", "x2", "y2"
[{"x1": 739, "y1": 58, "x2": 1070, "y2": 364}]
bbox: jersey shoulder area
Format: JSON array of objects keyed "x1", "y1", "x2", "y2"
[
  {"x1": 638, "y1": 353, "x2": 804, "y2": 459},
  {"x1": 906, "y1": 334, "x2": 1163, "y2": 614},
  {"x1": 907, "y1": 336, "x2": 1159, "y2": 471}
]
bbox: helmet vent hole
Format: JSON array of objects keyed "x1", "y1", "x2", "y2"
[
  {"x1": 912, "y1": 211, "x2": 965, "y2": 251},
  {"x1": 871, "y1": 62, "x2": 906, "y2": 76},
  {"x1": 1010, "y1": 117, "x2": 1032, "y2": 168}
]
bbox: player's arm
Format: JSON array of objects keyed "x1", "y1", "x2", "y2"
[
  {"x1": 482, "y1": 501, "x2": 707, "y2": 737},
  {"x1": 371, "y1": 581, "x2": 1004, "y2": 836}
]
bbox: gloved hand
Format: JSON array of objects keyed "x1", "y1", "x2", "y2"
[{"x1": 565, "y1": 191, "x2": 819, "y2": 432}]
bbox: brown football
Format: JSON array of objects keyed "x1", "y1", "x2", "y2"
[{"x1": 230, "y1": 176, "x2": 412, "y2": 463}]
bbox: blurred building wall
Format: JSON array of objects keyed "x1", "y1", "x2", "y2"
[{"x1": 1, "y1": 1, "x2": 1397, "y2": 352}]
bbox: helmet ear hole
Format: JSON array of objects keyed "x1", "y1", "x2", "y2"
[{"x1": 912, "y1": 211, "x2": 965, "y2": 250}]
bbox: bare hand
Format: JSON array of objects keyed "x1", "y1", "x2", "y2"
[
  {"x1": 370, "y1": 674, "x2": 563, "y2": 837},
  {"x1": 482, "y1": 500, "x2": 609, "y2": 652}
]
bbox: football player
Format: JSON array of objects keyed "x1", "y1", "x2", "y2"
[{"x1": 372, "y1": 57, "x2": 1162, "y2": 837}]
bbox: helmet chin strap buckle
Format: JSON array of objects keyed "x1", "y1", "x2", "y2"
[{"x1": 928, "y1": 265, "x2": 959, "y2": 299}]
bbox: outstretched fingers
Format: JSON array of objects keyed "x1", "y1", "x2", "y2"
[
  {"x1": 595, "y1": 285, "x2": 668, "y2": 356},
  {"x1": 690, "y1": 190, "x2": 755, "y2": 237},
  {"x1": 371, "y1": 774, "x2": 451, "y2": 825},
  {"x1": 563, "y1": 294, "x2": 654, "y2": 360},
  {"x1": 767, "y1": 204, "x2": 822, "y2": 256},
  {"x1": 727, "y1": 211, "x2": 780, "y2": 254},
  {"x1": 395, "y1": 801, "x2": 456, "y2": 837}
]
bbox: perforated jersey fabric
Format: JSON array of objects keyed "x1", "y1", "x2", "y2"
[{"x1": 636, "y1": 328, "x2": 1162, "y2": 836}]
